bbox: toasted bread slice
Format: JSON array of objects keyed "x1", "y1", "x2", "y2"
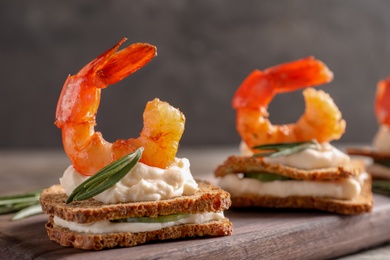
[
  {"x1": 214, "y1": 156, "x2": 372, "y2": 214},
  {"x1": 215, "y1": 155, "x2": 363, "y2": 180},
  {"x1": 45, "y1": 216, "x2": 232, "y2": 250},
  {"x1": 41, "y1": 180, "x2": 233, "y2": 250},
  {"x1": 41, "y1": 180, "x2": 231, "y2": 223},
  {"x1": 347, "y1": 147, "x2": 390, "y2": 161},
  {"x1": 228, "y1": 174, "x2": 372, "y2": 214},
  {"x1": 347, "y1": 147, "x2": 390, "y2": 179}
]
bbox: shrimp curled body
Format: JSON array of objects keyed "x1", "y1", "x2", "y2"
[
  {"x1": 376, "y1": 76, "x2": 390, "y2": 126},
  {"x1": 233, "y1": 56, "x2": 345, "y2": 150},
  {"x1": 55, "y1": 38, "x2": 185, "y2": 176}
]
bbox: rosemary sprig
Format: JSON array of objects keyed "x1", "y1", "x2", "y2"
[
  {"x1": 0, "y1": 189, "x2": 43, "y2": 220},
  {"x1": 252, "y1": 140, "x2": 318, "y2": 158},
  {"x1": 372, "y1": 180, "x2": 390, "y2": 196},
  {"x1": 66, "y1": 147, "x2": 144, "y2": 204},
  {"x1": 12, "y1": 204, "x2": 43, "y2": 221}
]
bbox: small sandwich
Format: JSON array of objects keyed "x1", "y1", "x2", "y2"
[
  {"x1": 347, "y1": 76, "x2": 390, "y2": 181},
  {"x1": 214, "y1": 57, "x2": 372, "y2": 214},
  {"x1": 215, "y1": 142, "x2": 372, "y2": 214},
  {"x1": 41, "y1": 39, "x2": 232, "y2": 250},
  {"x1": 40, "y1": 176, "x2": 232, "y2": 250}
]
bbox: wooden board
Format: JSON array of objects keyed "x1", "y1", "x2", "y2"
[
  {"x1": 1, "y1": 194, "x2": 390, "y2": 260},
  {"x1": 1, "y1": 149, "x2": 390, "y2": 259}
]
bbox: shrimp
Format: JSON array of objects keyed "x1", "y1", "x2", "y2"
[
  {"x1": 55, "y1": 38, "x2": 185, "y2": 176},
  {"x1": 375, "y1": 76, "x2": 390, "y2": 126},
  {"x1": 233, "y1": 56, "x2": 345, "y2": 150}
]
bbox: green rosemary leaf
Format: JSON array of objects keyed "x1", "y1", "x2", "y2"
[
  {"x1": 66, "y1": 156, "x2": 132, "y2": 203},
  {"x1": 66, "y1": 147, "x2": 144, "y2": 204},
  {"x1": 252, "y1": 140, "x2": 318, "y2": 158},
  {"x1": 0, "y1": 189, "x2": 42, "y2": 201},
  {"x1": 0, "y1": 190, "x2": 42, "y2": 219},
  {"x1": 12, "y1": 204, "x2": 43, "y2": 221},
  {"x1": 0, "y1": 196, "x2": 41, "y2": 206},
  {"x1": 0, "y1": 206, "x2": 17, "y2": 214},
  {"x1": 252, "y1": 141, "x2": 313, "y2": 151},
  {"x1": 372, "y1": 180, "x2": 390, "y2": 196}
]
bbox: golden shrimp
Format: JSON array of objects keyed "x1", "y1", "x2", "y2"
[
  {"x1": 233, "y1": 56, "x2": 345, "y2": 150},
  {"x1": 55, "y1": 38, "x2": 185, "y2": 176}
]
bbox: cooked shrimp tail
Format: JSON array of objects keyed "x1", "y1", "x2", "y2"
[
  {"x1": 376, "y1": 76, "x2": 390, "y2": 126},
  {"x1": 233, "y1": 57, "x2": 344, "y2": 149},
  {"x1": 55, "y1": 39, "x2": 185, "y2": 176},
  {"x1": 56, "y1": 38, "x2": 156, "y2": 128},
  {"x1": 233, "y1": 56, "x2": 333, "y2": 109}
]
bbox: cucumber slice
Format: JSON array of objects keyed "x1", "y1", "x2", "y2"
[
  {"x1": 244, "y1": 172, "x2": 292, "y2": 182},
  {"x1": 111, "y1": 213, "x2": 191, "y2": 223}
]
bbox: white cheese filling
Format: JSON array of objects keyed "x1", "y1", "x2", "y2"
[
  {"x1": 60, "y1": 157, "x2": 199, "y2": 204},
  {"x1": 219, "y1": 173, "x2": 367, "y2": 200},
  {"x1": 53, "y1": 212, "x2": 225, "y2": 234},
  {"x1": 373, "y1": 125, "x2": 390, "y2": 154},
  {"x1": 240, "y1": 141, "x2": 350, "y2": 169},
  {"x1": 226, "y1": 141, "x2": 365, "y2": 200}
]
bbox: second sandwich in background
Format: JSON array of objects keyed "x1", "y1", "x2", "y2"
[{"x1": 215, "y1": 57, "x2": 373, "y2": 214}]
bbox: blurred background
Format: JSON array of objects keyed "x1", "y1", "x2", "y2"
[{"x1": 1, "y1": 0, "x2": 389, "y2": 150}]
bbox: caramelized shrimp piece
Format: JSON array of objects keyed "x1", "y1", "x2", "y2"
[
  {"x1": 294, "y1": 88, "x2": 345, "y2": 142},
  {"x1": 55, "y1": 38, "x2": 185, "y2": 176},
  {"x1": 376, "y1": 76, "x2": 390, "y2": 126},
  {"x1": 233, "y1": 56, "x2": 345, "y2": 150}
]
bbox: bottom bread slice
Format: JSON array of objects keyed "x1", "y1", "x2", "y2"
[
  {"x1": 228, "y1": 175, "x2": 373, "y2": 214},
  {"x1": 45, "y1": 216, "x2": 232, "y2": 250}
]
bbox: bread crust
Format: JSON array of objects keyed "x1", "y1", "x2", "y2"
[
  {"x1": 347, "y1": 147, "x2": 390, "y2": 161},
  {"x1": 214, "y1": 156, "x2": 373, "y2": 214},
  {"x1": 45, "y1": 216, "x2": 233, "y2": 250},
  {"x1": 40, "y1": 180, "x2": 231, "y2": 223},
  {"x1": 228, "y1": 174, "x2": 373, "y2": 214},
  {"x1": 214, "y1": 155, "x2": 363, "y2": 180}
]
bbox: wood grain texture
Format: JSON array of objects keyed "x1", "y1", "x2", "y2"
[
  {"x1": 1, "y1": 195, "x2": 390, "y2": 259},
  {"x1": 1, "y1": 149, "x2": 390, "y2": 259}
]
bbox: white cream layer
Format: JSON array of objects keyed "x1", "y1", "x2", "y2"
[
  {"x1": 53, "y1": 212, "x2": 225, "y2": 234},
  {"x1": 373, "y1": 125, "x2": 390, "y2": 154},
  {"x1": 240, "y1": 141, "x2": 350, "y2": 170},
  {"x1": 60, "y1": 158, "x2": 199, "y2": 204},
  {"x1": 219, "y1": 173, "x2": 367, "y2": 200}
]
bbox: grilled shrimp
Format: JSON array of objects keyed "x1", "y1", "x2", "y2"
[
  {"x1": 55, "y1": 38, "x2": 185, "y2": 176},
  {"x1": 233, "y1": 56, "x2": 345, "y2": 151}
]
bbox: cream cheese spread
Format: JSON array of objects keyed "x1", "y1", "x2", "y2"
[
  {"x1": 228, "y1": 141, "x2": 363, "y2": 200},
  {"x1": 53, "y1": 212, "x2": 225, "y2": 234},
  {"x1": 219, "y1": 173, "x2": 366, "y2": 200},
  {"x1": 240, "y1": 141, "x2": 350, "y2": 169},
  {"x1": 373, "y1": 125, "x2": 390, "y2": 154},
  {"x1": 60, "y1": 157, "x2": 199, "y2": 204}
]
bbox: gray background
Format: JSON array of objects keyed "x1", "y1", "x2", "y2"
[{"x1": 1, "y1": 0, "x2": 389, "y2": 149}]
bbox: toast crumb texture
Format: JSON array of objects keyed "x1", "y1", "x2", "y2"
[
  {"x1": 229, "y1": 175, "x2": 372, "y2": 214},
  {"x1": 40, "y1": 180, "x2": 231, "y2": 223},
  {"x1": 46, "y1": 216, "x2": 233, "y2": 250},
  {"x1": 347, "y1": 147, "x2": 390, "y2": 161},
  {"x1": 215, "y1": 155, "x2": 364, "y2": 180}
]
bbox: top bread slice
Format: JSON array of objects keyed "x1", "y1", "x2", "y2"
[
  {"x1": 215, "y1": 155, "x2": 363, "y2": 180},
  {"x1": 347, "y1": 147, "x2": 390, "y2": 161},
  {"x1": 40, "y1": 180, "x2": 231, "y2": 224}
]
